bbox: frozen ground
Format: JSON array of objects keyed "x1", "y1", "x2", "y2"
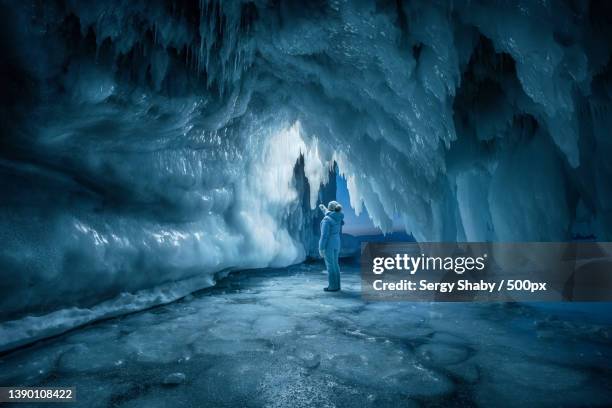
[{"x1": 1, "y1": 262, "x2": 611, "y2": 408}]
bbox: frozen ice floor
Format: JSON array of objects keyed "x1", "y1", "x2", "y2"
[{"x1": 1, "y1": 262, "x2": 611, "y2": 407}]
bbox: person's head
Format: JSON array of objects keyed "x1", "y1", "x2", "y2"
[{"x1": 327, "y1": 201, "x2": 342, "y2": 212}]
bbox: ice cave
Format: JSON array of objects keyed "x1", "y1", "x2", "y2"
[{"x1": 0, "y1": 0, "x2": 611, "y2": 406}]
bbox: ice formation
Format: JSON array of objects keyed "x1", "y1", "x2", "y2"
[{"x1": 1, "y1": 0, "x2": 611, "y2": 349}]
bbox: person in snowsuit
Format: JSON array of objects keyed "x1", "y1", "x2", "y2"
[{"x1": 319, "y1": 201, "x2": 344, "y2": 291}]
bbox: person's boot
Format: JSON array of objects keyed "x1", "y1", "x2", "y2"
[{"x1": 324, "y1": 287, "x2": 340, "y2": 292}]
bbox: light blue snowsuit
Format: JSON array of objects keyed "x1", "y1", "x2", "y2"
[{"x1": 319, "y1": 210, "x2": 344, "y2": 290}]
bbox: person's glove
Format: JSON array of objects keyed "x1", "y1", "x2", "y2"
[
  {"x1": 319, "y1": 204, "x2": 327, "y2": 212},
  {"x1": 319, "y1": 249, "x2": 325, "y2": 258}
]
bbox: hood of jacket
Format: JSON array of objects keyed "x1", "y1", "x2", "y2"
[{"x1": 325, "y1": 210, "x2": 344, "y2": 225}]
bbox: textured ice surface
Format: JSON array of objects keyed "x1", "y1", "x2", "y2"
[
  {"x1": 2, "y1": 0, "x2": 612, "y2": 345},
  {"x1": 1, "y1": 263, "x2": 611, "y2": 407}
]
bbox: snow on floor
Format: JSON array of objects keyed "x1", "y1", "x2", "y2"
[{"x1": 1, "y1": 263, "x2": 611, "y2": 407}]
